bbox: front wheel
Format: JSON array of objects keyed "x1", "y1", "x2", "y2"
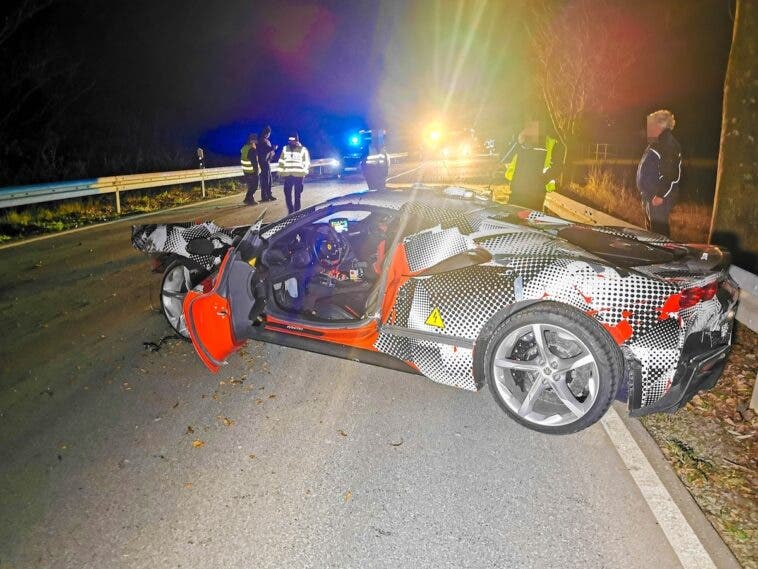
[
  {"x1": 478, "y1": 303, "x2": 622, "y2": 434},
  {"x1": 160, "y1": 260, "x2": 209, "y2": 340}
]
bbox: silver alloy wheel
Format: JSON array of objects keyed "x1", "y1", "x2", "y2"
[
  {"x1": 491, "y1": 322, "x2": 600, "y2": 427},
  {"x1": 161, "y1": 264, "x2": 194, "y2": 338}
]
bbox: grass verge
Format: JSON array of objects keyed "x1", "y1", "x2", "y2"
[
  {"x1": 0, "y1": 180, "x2": 243, "y2": 242},
  {"x1": 565, "y1": 166, "x2": 712, "y2": 243},
  {"x1": 642, "y1": 324, "x2": 758, "y2": 568}
]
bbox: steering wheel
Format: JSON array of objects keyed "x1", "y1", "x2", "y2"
[{"x1": 312, "y1": 224, "x2": 349, "y2": 268}]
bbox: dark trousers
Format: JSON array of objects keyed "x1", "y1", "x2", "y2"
[
  {"x1": 243, "y1": 172, "x2": 258, "y2": 203},
  {"x1": 283, "y1": 176, "x2": 304, "y2": 214},
  {"x1": 362, "y1": 163, "x2": 388, "y2": 191},
  {"x1": 644, "y1": 199, "x2": 673, "y2": 236},
  {"x1": 259, "y1": 164, "x2": 273, "y2": 200}
]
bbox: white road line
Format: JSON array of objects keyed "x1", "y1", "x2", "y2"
[{"x1": 601, "y1": 407, "x2": 717, "y2": 569}]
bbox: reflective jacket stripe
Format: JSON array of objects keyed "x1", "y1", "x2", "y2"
[
  {"x1": 662, "y1": 157, "x2": 682, "y2": 198},
  {"x1": 240, "y1": 144, "x2": 258, "y2": 173},
  {"x1": 278, "y1": 146, "x2": 310, "y2": 176}
]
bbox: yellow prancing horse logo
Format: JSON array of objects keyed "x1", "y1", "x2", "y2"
[{"x1": 425, "y1": 307, "x2": 445, "y2": 329}]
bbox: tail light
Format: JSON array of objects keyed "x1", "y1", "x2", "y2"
[{"x1": 680, "y1": 281, "x2": 719, "y2": 309}]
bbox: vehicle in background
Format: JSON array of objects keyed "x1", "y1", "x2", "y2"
[
  {"x1": 419, "y1": 123, "x2": 481, "y2": 160},
  {"x1": 338, "y1": 129, "x2": 386, "y2": 179}
]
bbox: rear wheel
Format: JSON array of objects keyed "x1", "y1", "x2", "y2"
[
  {"x1": 160, "y1": 260, "x2": 209, "y2": 339},
  {"x1": 479, "y1": 303, "x2": 622, "y2": 434}
]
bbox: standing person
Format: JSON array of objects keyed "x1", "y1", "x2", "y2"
[
  {"x1": 278, "y1": 133, "x2": 310, "y2": 214},
  {"x1": 504, "y1": 125, "x2": 560, "y2": 211},
  {"x1": 256, "y1": 125, "x2": 278, "y2": 202},
  {"x1": 636, "y1": 110, "x2": 682, "y2": 236},
  {"x1": 240, "y1": 134, "x2": 258, "y2": 205},
  {"x1": 361, "y1": 147, "x2": 390, "y2": 191}
]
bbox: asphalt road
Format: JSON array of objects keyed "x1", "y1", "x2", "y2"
[{"x1": 0, "y1": 179, "x2": 725, "y2": 568}]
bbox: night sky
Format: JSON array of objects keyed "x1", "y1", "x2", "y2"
[{"x1": 6, "y1": 0, "x2": 735, "y2": 173}]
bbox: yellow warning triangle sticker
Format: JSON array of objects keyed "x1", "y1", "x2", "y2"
[{"x1": 425, "y1": 307, "x2": 445, "y2": 329}]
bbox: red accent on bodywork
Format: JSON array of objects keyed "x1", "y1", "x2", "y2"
[
  {"x1": 576, "y1": 288, "x2": 592, "y2": 304},
  {"x1": 183, "y1": 252, "x2": 244, "y2": 372},
  {"x1": 657, "y1": 293, "x2": 681, "y2": 320},
  {"x1": 380, "y1": 244, "x2": 415, "y2": 322},
  {"x1": 264, "y1": 314, "x2": 379, "y2": 350},
  {"x1": 602, "y1": 320, "x2": 634, "y2": 344}
]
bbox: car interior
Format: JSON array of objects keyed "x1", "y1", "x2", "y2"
[{"x1": 260, "y1": 206, "x2": 400, "y2": 322}]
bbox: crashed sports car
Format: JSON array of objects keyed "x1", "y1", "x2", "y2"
[{"x1": 133, "y1": 186, "x2": 739, "y2": 434}]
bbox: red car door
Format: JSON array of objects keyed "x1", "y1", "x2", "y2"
[{"x1": 184, "y1": 220, "x2": 268, "y2": 372}]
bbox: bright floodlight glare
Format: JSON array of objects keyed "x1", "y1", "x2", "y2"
[{"x1": 429, "y1": 130, "x2": 441, "y2": 141}]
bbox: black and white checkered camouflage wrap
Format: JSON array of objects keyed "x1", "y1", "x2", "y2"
[
  {"x1": 131, "y1": 222, "x2": 238, "y2": 271},
  {"x1": 132, "y1": 189, "x2": 736, "y2": 410},
  {"x1": 372, "y1": 194, "x2": 735, "y2": 406}
]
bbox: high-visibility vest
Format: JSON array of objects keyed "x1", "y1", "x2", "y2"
[
  {"x1": 278, "y1": 145, "x2": 310, "y2": 177},
  {"x1": 240, "y1": 143, "x2": 257, "y2": 174},
  {"x1": 505, "y1": 136, "x2": 558, "y2": 192},
  {"x1": 544, "y1": 136, "x2": 557, "y2": 192}
]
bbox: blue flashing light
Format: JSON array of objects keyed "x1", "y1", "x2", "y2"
[{"x1": 349, "y1": 134, "x2": 361, "y2": 146}]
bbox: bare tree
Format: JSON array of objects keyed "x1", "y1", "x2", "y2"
[
  {"x1": 0, "y1": 0, "x2": 54, "y2": 47},
  {"x1": 527, "y1": 0, "x2": 641, "y2": 165}
]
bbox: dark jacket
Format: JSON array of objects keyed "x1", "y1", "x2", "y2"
[
  {"x1": 257, "y1": 137, "x2": 275, "y2": 169},
  {"x1": 636, "y1": 129, "x2": 682, "y2": 201},
  {"x1": 508, "y1": 145, "x2": 550, "y2": 210}
]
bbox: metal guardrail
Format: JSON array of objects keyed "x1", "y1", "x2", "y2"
[
  {"x1": 0, "y1": 159, "x2": 340, "y2": 213},
  {"x1": 0, "y1": 153, "x2": 410, "y2": 213}
]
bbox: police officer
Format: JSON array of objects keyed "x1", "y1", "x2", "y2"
[
  {"x1": 240, "y1": 134, "x2": 258, "y2": 205},
  {"x1": 636, "y1": 110, "x2": 682, "y2": 236},
  {"x1": 257, "y1": 125, "x2": 278, "y2": 202},
  {"x1": 277, "y1": 133, "x2": 310, "y2": 214},
  {"x1": 361, "y1": 147, "x2": 390, "y2": 191},
  {"x1": 504, "y1": 125, "x2": 560, "y2": 211}
]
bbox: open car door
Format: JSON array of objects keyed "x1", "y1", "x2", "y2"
[{"x1": 183, "y1": 214, "x2": 269, "y2": 372}]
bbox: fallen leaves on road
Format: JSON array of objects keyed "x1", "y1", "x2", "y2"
[
  {"x1": 221, "y1": 417, "x2": 235, "y2": 427},
  {"x1": 249, "y1": 454, "x2": 256, "y2": 460},
  {"x1": 389, "y1": 437, "x2": 404, "y2": 447},
  {"x1": 186, "y1": 426, "x2": 194, "y2": 434},
  {"x1": 192, "y1": 439, "x2": 205, "y2": 448},
  {"x1": 337, "y1": 429, "x2": 348, "y2": 437},
  {"x1": 183, "y1": 482, "x2": 193, "y2": 489},
  {"x1": 343, "y1": 490, "x2": 352, "y2": 503}
]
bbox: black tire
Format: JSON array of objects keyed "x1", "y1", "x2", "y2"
[
  {"x1": 476, "y1": 302, "x2": 622, "y2": 435},
  {"x1": 160, "y1": 260, "x2": 209, "y2": 340}
]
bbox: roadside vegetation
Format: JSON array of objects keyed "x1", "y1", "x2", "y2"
[
  {"x1": 564, "y1": 166, "x2": 712, "y2": 244},
  {"x1": 0, "y1": 180, "x2": 243, "y2": 243},
  {"x1": 643, "y1": 324, "x2": 757, "y2": 567}
]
